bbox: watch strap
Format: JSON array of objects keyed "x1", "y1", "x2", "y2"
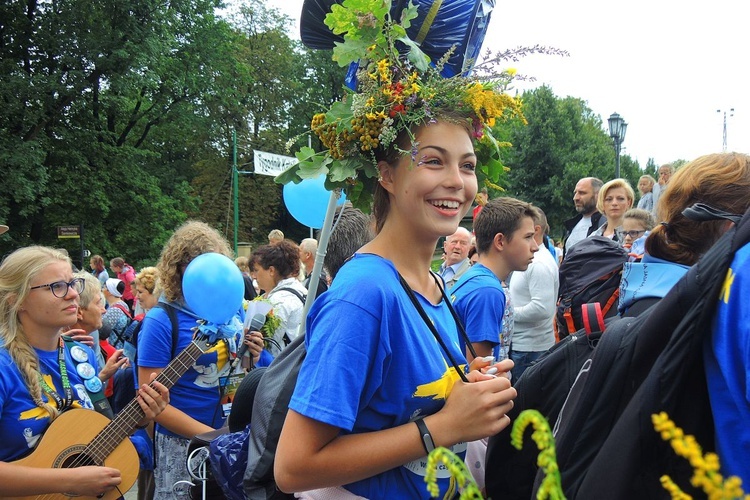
[{"x1": 415, "y1": 417, "x2": 435, "y2": 454}]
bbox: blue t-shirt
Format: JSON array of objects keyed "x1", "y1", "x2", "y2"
[
  {"x1": 449, "y1": 263, "x2": 507, "y2": 360},
  {"x1": 137, "y1": 304, "x2": 234, "y2": 436},
  {"x1": 290, "y1": 254, "x2": 468, "y2": 499},
  {"x1": 0, "y1": 342, "x2": 97, "y2": 462},
  {"x1": 704, "y1": 241, "x2": 750, "y2": 485}
]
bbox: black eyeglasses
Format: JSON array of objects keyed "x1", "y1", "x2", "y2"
[
  {"x1": 30, "y1": 278, "x2": 85, "y2": 298},
  {"x1": 622, "y1": 230, "x2": 646, "y2": 239}
]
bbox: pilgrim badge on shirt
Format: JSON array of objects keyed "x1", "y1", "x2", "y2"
[
  {"x1": 70, "y1": 345, "x2": 89, "y2": 363},
  {"x1": 84, "y1": 376, "x2": 103, "y2": 393},
  {"x1": 76, "y1": 362, "x2": 96, "y2": 380}
]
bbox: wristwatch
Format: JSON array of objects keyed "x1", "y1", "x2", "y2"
[{"x1": 415, "y1": 417, "x2": 435, "y2": 454}]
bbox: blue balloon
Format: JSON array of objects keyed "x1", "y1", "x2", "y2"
[
  {"x1": 283, "y1": 176, "x2": 346, "y2": 229},
  {"x1": 182, "y1": 253, "x2": 244, "y2": 325}
]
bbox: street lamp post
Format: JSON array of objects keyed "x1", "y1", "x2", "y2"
[
  {"x1": 717, "y1": 108, "x2": 734, "y2": 152},
  {"x1": 608, "y1": 112, "x2": 627, "y2": 179}
]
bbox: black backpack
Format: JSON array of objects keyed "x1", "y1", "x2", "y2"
[
  {"x1": 243, "y1": 334, "x2": 305, "y2": 499},
  {"x1": 544, "y1": 206, "x2": 750, "y2": 499},
  {"x1": 555, "y1": 236, "x2": 628, "y2": 340},
  {"x1": 485, "y1": 327, "x2": 602, "y2": 499},
  {"x1": 485, "y1": 298, "x2": 661, "y2": 500}
]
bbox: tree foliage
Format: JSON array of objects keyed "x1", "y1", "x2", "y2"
[
  {"x1": 498, "y1": 86, "x2": 644, "y2": 238},
  {"x1": 1, "y1": 1, "x2": 682, "y2": 264}
]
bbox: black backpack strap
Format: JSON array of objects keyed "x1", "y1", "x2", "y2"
[
  {"x1": 153, "y1": 302, "x2": 180, "y2": 359},
  {"x1": 272, "y1": 287, "x2": 307, "y2": 305},
  {"x1": 431, "y1": 272, "x2": 479, "y2": 361},
  {"x1": 398, "y1": 272, "x2": 472, "y2": 383},
  {"x1": 270, "y1": 287, "x2": 307, "y2": 346}
]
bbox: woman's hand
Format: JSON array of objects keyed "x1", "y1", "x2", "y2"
[
  {"x1": 135, "y1": 372, "x2": 170, "y2": 426},
  {"x1": 244, "y1": 330, "x2": 265, "y2": 365},
  {"x1": 65, "y1": 466, "x2": 122, "y2": 497},
  {"x1": 98, "y1": 349, "x2": 129, "y2": 382},
  {"x1": 66, "y1": 328, "x2": 94, "y2": 348},
  {"x1": 429, "y1": 370, "x2": 517, "y2": 446},
  {"x1": 468, "y1": 356, "x2": 513, "y2": 380}
]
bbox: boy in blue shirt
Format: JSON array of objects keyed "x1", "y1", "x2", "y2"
[{"x1": 451, "y1": 197, "x2": 539, "y2": 362}]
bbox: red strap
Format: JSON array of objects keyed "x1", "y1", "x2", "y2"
[
  {"x1": 581, "y1": 302, "x2": 605, "y2": 335},
  {"x1": 111, "y1": 302, "x2": 132, "y2": 319},
  {"x1": 564, "y1": 309, "x2": 576, "y2": 337},
  {"x1": 600, "y1": 288, "x2": 621, "y2": 317}
]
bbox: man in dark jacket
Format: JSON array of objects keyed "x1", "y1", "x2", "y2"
[{"x1": 562, "y1": 177, "x2": 606, "y2": 257}]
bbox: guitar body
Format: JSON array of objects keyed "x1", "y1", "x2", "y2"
[{"x1": 9, "y1": 409, "x2": 139, "y2": 500}]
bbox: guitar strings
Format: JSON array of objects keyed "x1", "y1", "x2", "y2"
[{"x1": 34, "y1": 342, "x2": 204, "y2": 498}]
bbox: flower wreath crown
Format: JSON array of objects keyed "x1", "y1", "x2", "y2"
[{"x1": 277, "y1": 0, "x2": 525, "y2": 210}]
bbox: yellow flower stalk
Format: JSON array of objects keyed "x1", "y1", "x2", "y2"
[
  {"x1": 651, "y1": 412, "x2": 749, "y2": 500},
  {"x1": 510, "y1": 409, "x2": 565, "y2": 500},
  {"x1": 424, "y1": 447, "x2": 482, "y2": 499}
]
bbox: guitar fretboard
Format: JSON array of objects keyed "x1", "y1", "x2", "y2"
[{"x1": 84, "y1": 340, "x2": 209, "y2": 463}]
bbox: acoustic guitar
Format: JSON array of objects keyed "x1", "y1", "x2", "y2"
[{"x1": 9, "y1": 334, "x2": 217, "y2": 500}]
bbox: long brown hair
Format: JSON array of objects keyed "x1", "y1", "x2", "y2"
[{"x1": 645, "y1": 152, "x2": 750, "y2": 265}]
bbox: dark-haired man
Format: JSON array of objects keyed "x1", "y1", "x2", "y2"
[{"x1": 562, "y1": 177, "x2": 605, "y2": 256}]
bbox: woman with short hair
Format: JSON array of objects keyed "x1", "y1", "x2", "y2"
[{"x1": 591, "y1": 178, "x2": 635, "y2": 243}]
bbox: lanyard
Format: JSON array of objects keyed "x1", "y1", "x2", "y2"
[{"x1": 37, "y1": 337, "x2": 74, "y2": 412}]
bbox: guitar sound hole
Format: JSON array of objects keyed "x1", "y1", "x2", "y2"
[{"x1": 61, "y1": 452, "x2": 98, "y2": 468}]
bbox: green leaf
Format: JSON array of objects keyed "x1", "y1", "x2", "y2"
[
  {"x1": 400, "y1": 1, "x2": 419, "y2": 29},
  {"x1": 331, "y1": 38, "x2": 371, "y2": 67},
  {"x1": 326, "y1": 101, "x2": 354, "y2": 122},
  {"x1": 485, "y1": 157, "x2": 505, "y2": 183},
  {"x1": 398, "y1": 37, "x2": 430, "y2": 72},
  {"x1": 297, "y1": 154, "x2": 333, "y2": 179},
  {"x1": 294, "y1": 146, "x2": 320, "y2": 163},
  {"x1": 275, "y1": 163, "x2": 301, "y2": 185},
  {"x1": 328, "y1": 158, "x2": 360, "y2": 182}
]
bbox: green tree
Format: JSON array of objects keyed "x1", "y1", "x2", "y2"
[
  {"x1": 0, "y1": 0, "x2": 235, "y2": 265},
  {"x1": 498, "y1": 86, "x2": 642, "y2": 238}
]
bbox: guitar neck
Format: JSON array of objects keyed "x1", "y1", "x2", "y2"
[{"x1": 84, "y1": 339, "x2": 209, "y2": 463}]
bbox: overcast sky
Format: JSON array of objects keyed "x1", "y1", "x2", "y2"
[{"x1": 276, "y1": 0, "x2": 749, "y2": 168}]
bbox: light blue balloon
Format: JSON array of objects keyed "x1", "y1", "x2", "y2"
[
  {"x1": 182, "y1": 253, "x2": 244, "y2": 325},
  {"x1": 282, "y1": 176, "x2": 347, "y2": 229}
]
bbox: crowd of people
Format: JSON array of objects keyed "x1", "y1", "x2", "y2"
[
  {"x1": 1, "y1": 4, "x2": 749, "y2": 498},
  {"x1": 2, "y1": 152, "x2": 749, "y2": 500}
]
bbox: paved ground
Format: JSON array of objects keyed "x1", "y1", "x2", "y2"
[{"x1": 124, "y1": 485, "x2": 137, "y2": 499}]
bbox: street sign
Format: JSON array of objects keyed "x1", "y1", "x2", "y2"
[{"x1": 57, "y1": 225, "x2": 81, "y2": 239}]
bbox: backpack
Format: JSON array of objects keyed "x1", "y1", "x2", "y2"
[
  {"x1": 555, "y1": 236, "x2": 628, "y2": 340},
  {"x1": 485, "y1": 327, "x2": 602, "y2": 499},
  {"x1": 243, "y1": 334, "x2": 306, "y2": 500},
  {"x1": 543, "y1": 206, "x2": 750, "y2": 499},
  {"x1": 189, "y1": 332, "x2": 306, "y2": 500}
]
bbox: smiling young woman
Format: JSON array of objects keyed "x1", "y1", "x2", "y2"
[
  {"x1": 274, "y1": 117, "x2": 517, "y2": 498},
  {"x1": 273, "y1": 2, "x2": 521, "y2": 496}
]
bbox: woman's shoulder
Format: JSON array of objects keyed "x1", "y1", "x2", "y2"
[
  {"x1": 335, "y1": 253, "x2": 397, "y2": 281},
  {"x1": 322, "y1": 254, "x2": 401, "y2": 307}
]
